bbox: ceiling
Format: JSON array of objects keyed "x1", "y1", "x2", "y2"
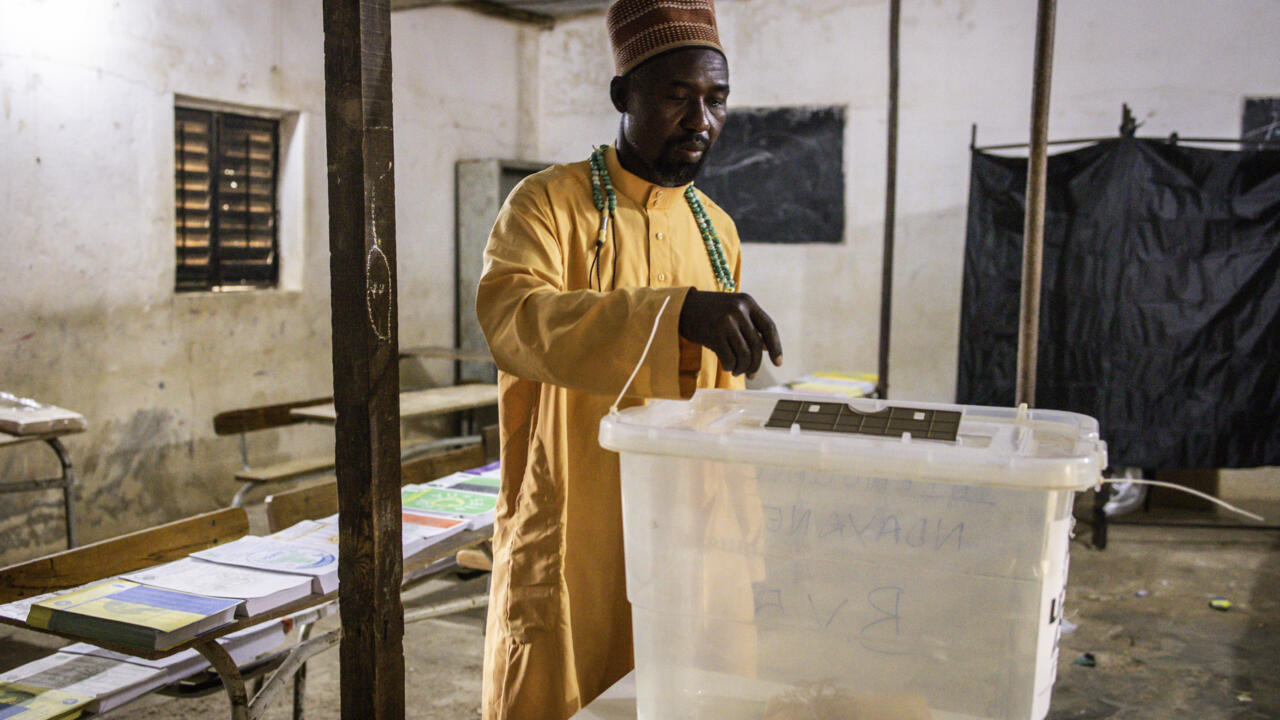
[{"x1": 391, "y1": 0, "x2": 613, "y2": 28}]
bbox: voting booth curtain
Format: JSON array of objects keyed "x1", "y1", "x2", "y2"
[{"x1": 956, "y1": 138, "x2": 1280, "y2": 469}]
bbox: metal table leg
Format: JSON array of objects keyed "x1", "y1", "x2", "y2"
[
  {"x1": 232, "y1": 482, "x2": 256, "y2": 508},
  {"x1": 194, "y1": 640, "x2": 250, "y2": 720},
  {"x1": 292, "y1": 620, "x2": 317, "y2": 720},
  {"x1": 1092, "y1": 482, "x2": 1111, "y2": 550},
  {"x1": 44, "y1": 437, "x2": 77, "y2": 549},
  {"x1": 293, "y1": 660, "x2": 308, "y2": 720},
  {"x1": 252, "y1": 627, "x2": 341, "y2": 720},
  {"x1": 182, "y1": 622, "x2": 341, "y2": 720}
]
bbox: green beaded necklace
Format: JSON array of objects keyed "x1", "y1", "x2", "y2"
[{"x1": 589, "y1": 146, "x2": 735, "y2": 292}]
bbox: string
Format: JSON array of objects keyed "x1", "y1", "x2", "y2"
[
  {"x1": 610, "y1": 296, "x2": 671, "y2": 415},
  {"x1": 589, "y1": 242, "x2": 602, "y2": 290},
  {"x1": 1107, "y1": 478, "x2": 1266, "y2": 523}
]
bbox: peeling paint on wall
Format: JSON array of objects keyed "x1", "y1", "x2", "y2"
[{"x1": 0, "y1": 1, "x2": 524, "y2": 563}]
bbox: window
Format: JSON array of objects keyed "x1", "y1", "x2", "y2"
[{"x1": 174, "y1": 107, "x2": 280, "y2": 291}]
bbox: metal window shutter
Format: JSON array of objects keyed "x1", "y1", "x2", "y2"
[
  {"x1": 175, "y1": 108, "x2": 214, "y2": 291},
  {"x1": 212, "y1": 113, "x2": 279, "y2": 288}
]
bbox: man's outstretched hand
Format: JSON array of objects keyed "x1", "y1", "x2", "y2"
[{"x1": 678, "y1": 288, "x2": 783, "y2": 377}]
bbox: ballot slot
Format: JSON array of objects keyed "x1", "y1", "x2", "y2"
[{"x1": 764, "y1": 399, "x2": 962, "y2": 442}]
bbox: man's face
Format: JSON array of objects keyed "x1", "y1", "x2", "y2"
[{"x1": 613, "y1": 48, "x2": 729, "y2": 187}]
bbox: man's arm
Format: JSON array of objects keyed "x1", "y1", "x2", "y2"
[{"x1": 476, "y1": 183, "x2": 694, "y2": 399}]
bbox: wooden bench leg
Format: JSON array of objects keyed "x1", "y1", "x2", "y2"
[
  {"x1": 403, "y1": 579, "x2": 490, "y2": 626},
  {"x1": 455, "y1": 547, "x2": 492, "y2": 572},
  {"x1": 194, "y1": 639, "x2": 249, "y2": 720}
]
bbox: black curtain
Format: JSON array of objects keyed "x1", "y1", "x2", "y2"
[{"x1": 957, "y1": 138, "x2": 1280, "y2": 468}]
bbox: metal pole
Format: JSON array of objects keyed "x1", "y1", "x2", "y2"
[
  {"x1": 46, "y1": 437, "x2": 76, "y2": 548},
  {"x1": 322, "y1": 0, "x2": 405, "y2": 717},
  {"x1": 1016, "y1": 0, "x2": 1057, "y2": 407},
  {"x1": 877, "y1": 0, "x2": 901, "y2": 399}
]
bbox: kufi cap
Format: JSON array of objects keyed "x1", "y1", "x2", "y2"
[{"x1": 606, "y1": 0, "x2": 724, "y2": 77}]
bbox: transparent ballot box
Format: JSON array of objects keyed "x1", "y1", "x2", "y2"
[{"x1": 599, "y1": 390, "x2": 1106, "y2": 720}]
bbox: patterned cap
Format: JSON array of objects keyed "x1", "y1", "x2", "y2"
[{"x1": 606, "y1": 0, "x2": 724, "y2": 77}]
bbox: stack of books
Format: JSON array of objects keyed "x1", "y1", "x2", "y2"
[
  {"x1": 0, "y1": 392, "x2": 86, "y2": 435},
  {"x1": 24, "y1": 580, "x2": 238, "y2": 651},
  {"x1": 402, "y1": 482, "x2": 498, "y2": 530},
  {"x1": 0, "y1": 684, "x2": 91, "y2": 720},
  {"x1": 271, "y1": 513, "x2": 469, "y2": 562},
  {"x1": 430, "y1": 469, "x2": 501, "y2": 498},
  {"x1": 192, "y1": 536, "x2": 339, "y2": 594},
  {"x1": 0, "y1": 614, "x2": 291, "y2": 717},
  {"x1": 122, "y1": 557, "x2": 315, "y2": 617},
  {"x1": 58, "y1": 616, "x2": 288, "y2": 687},
  {"x1": 767, "y1": 371, "x2": 878, "y2": 399},
  {"x1": 0, "y1": 651, "x2": 166, "y2": 715}
]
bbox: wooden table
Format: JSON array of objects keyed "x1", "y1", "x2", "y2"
[
  {"x1": 571, "y1": 671, "x2": 637, "y2": 719},
  {"x1": 0, "y1": 528, "x2": 492, "y2": 720},
  {"x1": 0, "y1": 427, "x2": 81, "y2": 548},
  {"x1": 290, "y1": 384, "x2": 498, "y2": 424},
  {"x1": 398, "y1": 344, "x2": 494, "y2": 364}
]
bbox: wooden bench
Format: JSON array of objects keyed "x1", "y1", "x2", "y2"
[
  {"x1": 216, "y1": 388, "x2": 499, "y2": 507},
  {"x1": 288, "y1": 384, "x2": 499, "y2": 427},
  {"x1": 213, "y1": 397, "x2": 337, "y2": 507},
  {"x1": 263, "y1": 443, "x2": 487, "y2": 532},
  {"x1": 0, "y1": 507, "x2": 249, "y2": 604}
]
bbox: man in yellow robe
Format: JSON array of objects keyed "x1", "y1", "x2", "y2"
[{"x1": 476, "y1": 2, "x2": 783, "y2": 717}]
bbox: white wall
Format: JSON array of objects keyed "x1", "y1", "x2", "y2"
[
  {"x1": 0, "y1": 1, "x2": 525, "y2": 562},
  {"x1": 531, "y1": 0, "x2": 1280, "y2": 401},
  {"x1": 3, "y1": 0, "x2": 1278, "y2": 561}
]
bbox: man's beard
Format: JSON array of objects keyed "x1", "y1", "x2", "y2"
[
  {"x1": 651, "y1": 133, "x2": 712, "y2": 186},
  {"x1": 652, "y1": 155, "x2": 709, "y2": 186}
]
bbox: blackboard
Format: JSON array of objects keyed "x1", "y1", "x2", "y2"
[
  {"x1": 1242, "y1": 97, "x2": 1280, "y2": 147},
  {"x1": 697, "y1": 106, "x2": 845, "y2": 244}
]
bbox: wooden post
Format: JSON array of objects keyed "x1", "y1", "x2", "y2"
[
  {"x1": 1016, "y1": 0, "x2": 1057, "y2": 407},
  {"x1": 877, "y1": 0, "x2": 901, "y2": 399},
  {"x1": 322, "y1": 1, "x2": 405, "y2": 718}
]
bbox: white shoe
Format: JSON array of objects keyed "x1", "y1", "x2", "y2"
[{"x1": 1103, "y1": 468, "x2": 1147, "y2": 516}]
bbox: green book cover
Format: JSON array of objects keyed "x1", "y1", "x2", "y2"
[{"x1": 401, "y1": 486, "x2": 496, "y2": 516}]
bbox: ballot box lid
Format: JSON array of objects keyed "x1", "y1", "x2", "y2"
[{"x1": 599, "y1": 389, "x2": 1105, "y2": 491}]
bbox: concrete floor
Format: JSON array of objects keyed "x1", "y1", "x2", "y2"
[
  {"x1": 2, "y1": 473, "x2": 1277, "y2": 719},
  {"x1": 1050, "y1": 503, "x2": 1279, "y2": 718}
]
